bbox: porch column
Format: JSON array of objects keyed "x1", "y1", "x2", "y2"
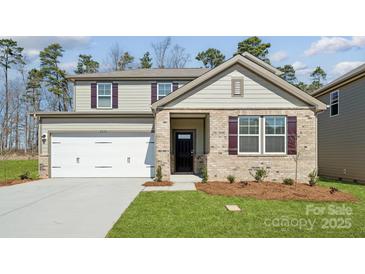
[{"x1": 155, "y1": 110, "x2": 171, "y2": 181}]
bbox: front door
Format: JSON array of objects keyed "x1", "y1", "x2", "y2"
[{"x1": 175, "y1": 132, "x2": 193, "y2": 173}]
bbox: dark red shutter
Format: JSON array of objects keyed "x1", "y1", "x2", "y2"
[
  {"x1": 151, "y1": 82, "x2": 157, "y2": 103},
  {"x1": 112, "y1": 83, "x2": 118, "y2": 108},
  {"x1": 228, "y1": 116, "x2": 238, "y2": 155},
  {"x1": 172, "y1": 82, "x2": 178, "y2": 91},
  {"x1": 91, "y1": 83, "x2": 97, "y2": 108},
  {"x1": 287, "y1": 116, "x2": 297, "y2": 155}
]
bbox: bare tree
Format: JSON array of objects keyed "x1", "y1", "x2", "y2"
[
  {"x1": 109, "y1": 43, "x2": 122, "y2": 71},
  {"x1": 168, "y1": 44, "x2": 190, "y2": 68},
  {"x1": 152, "y1": 37, "x2": 171, "y2": 68}
]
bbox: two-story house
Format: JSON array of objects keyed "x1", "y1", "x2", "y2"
[
  {"x1": 34, "y1": 53, "x2": 326, "y2": 181},
  {"x1": 312, "y1": 64, "x2": 365, "y2": 183}
]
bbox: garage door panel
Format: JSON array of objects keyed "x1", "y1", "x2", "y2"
[{"x1": 51, "y1": 132, "x2": 155, "y2": 178}]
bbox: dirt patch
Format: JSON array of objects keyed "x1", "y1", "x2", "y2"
[
  {"x1": 143, "y1": 181, "x2": 174, "y2": 187},
  {"x1": 0, "y1": 179, "x2": 36, "y2": 188},
  {"x1": 195, "y1": 181, "x2": 357, "y2": 202}
]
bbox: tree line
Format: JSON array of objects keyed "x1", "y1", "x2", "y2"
[{"x1": 0, "y1": 36, "x2": 327, "y2": 154}]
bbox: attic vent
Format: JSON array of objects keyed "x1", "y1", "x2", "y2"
[{"x1": 231, "y1": 77, "x2": 244, "y2": 96}]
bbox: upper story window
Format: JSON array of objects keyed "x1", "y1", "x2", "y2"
[
  {"x1": 238, "y1": 116, "x2": 260, "y2": 154},
  {"x1": 157, "y1": 83, "x2": 172, "y2": 100},
  {"x1": 97, "y1": 83, "x2": 112, "y2": 108},
  {"x1": 264, "y1": 116, "x2": 286, "y2": 154},
  {"x1": 231, "y1": 77, "x2": 244, "y2": 96},
  {"x1": 330, "y1": 90, "x2": 339, "y2": 117}
]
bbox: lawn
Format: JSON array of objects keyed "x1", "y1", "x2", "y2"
[
  {"x1": 0, "y1": 160, "x2": 38, "y2": 182},
  {"x1": 107, "y1": 179, "x2": 365, "y2": 237}
]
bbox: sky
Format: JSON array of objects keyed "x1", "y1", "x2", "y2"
[{"x1": 7, "y1": 36, "x2": 365, "y2": 83}]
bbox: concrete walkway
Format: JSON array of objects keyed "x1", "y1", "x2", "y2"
[
  {"x1": 0, "y1": 178, "x2": 145, "y2": 238},
  {"x1": 143, "y1": 182, "x2": 196, "y2": 192}
]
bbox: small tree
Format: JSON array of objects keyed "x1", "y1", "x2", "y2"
[
  {"x1": 200, "y1": 165, "x2": 208, "y2": 183},
  {"x1": 308, "y1": 169, "x2": 318, "y2": 186},
  {"x1": 155, "y1": 165, "x2": 162, "y2": 182}
]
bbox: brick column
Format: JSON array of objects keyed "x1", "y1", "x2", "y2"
[{"x1": 155, "y1": 110, "x2": 171, "y2": 180}]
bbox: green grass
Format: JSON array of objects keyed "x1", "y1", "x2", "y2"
[
  {"x1": 0, "y1": 160, "x2": 38, "y2": 182},
  {"x1": 107, "y1": 179, "x2": 365, "y2": 237}
]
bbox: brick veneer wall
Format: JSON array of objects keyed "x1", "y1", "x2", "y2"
[{"x1": 155, "y1": 109, "x2": 317, "y2": 182}]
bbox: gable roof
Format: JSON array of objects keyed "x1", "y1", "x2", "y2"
[
  {"x1": 67, "y1": 68, "x2": 210, "y2": 81},
  {"x1": 151, "y1": 54, "x2": 327, "y2": 111},
  {"x1": 311, "y1": 63, "x2": 365, "y2": 97}
]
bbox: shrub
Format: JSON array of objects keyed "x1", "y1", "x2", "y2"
[
  {"x1": 240, "y1": 181, "x2": 248, "y2": 187},
  {"x1": 330, "y1": 187, "x2": 339, "y2": 194},
  {"x1": 283, "y1": 178, "x2": 294, "y2": 185},
  {"x1": 227, "y1": 175, "x2": 235, "y2": 184},
  {"x1": 155, "y1": 166, "x2": 162, "y2": 182},
  {"x1": 200, "y1": 166, "x2": 208, "y2": 183},
  {"x1": 249, "y1": 167, "x2": 269, "y2": 183},
  {"x1": 19, "y1": 171, "x2": 30, "y2": 180},
  {"x1": 308, "y1": 169, "x2": 318, "y2": 186}
]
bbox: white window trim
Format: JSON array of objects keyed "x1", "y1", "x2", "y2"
[
  {"x1": 157, "y1": 82, "x2": 173, "y2": 100},
  {"x1": 263, "y1": 116, "x2": 287, "y2": 155},
  {"x1": 237, "y1": 116, "x2": 261, "y2": 155},
  {"x1": 330, "y1": 90, "x2": 339, "y2": 117},
  {"x1": 97, "y1": 83, "x2": 112, "y2": 109}
]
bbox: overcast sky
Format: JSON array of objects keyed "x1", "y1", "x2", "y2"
[{"x1": 6, "y1": 36, "x2": 365, "y2": 83}]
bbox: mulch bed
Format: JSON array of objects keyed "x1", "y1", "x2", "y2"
[
  {"x1": 0, "y1": 179, "x2": 34, "y2": 188},
  {"x1": 143, "y1": 181, "x2": 174, "y2": 187},
  {"x1": 195, "y1": 181, "x2": 357, "y2": 202}
]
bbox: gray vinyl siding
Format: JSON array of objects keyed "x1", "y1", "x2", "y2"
[
  {"x1": 317, "y1": 76, "x2": 365, "y2": 182},
  {"x1": 39, "y1": 117, "x2": 154, "y2": 156},
  {"x1": 166, "y1": 64, "x2": 309, "y2": 109},
  {"x1": 75, "y1": 80, "x2": 187, "y2": 112}
]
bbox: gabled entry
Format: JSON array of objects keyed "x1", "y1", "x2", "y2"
[{"x1": 175, "y1": 131, "x2": 194, "y2": 172}]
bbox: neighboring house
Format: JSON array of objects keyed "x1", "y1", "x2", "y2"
[
  {"x1": 34, "y1": 53, "x2": 326, "y2": 181},
  {"x1": 312, "y1": 64, "x2": 365, "y2": 183}
]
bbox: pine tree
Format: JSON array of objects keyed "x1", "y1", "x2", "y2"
[
  {"x1": 139, "y1": 52, "x2": 153, "y2": 68},
  {"x1": 235, "y1": 36, "x2": 271, "y2": 63},
  {"x1": 196, "y1": 48, "x2": 225, "y2": 68},
  {"x1": 118, "y1": 52, "x2": 134, "y2": 70},
  {"x1": 75, "y1": 54, "x2": 99, "y2": 74},
  {"x1": 0, "y1": 39, "x2": 24, "y2": 150},
  {"x1": 40, "y1": 43, "x2": 70, "y2": 111}
]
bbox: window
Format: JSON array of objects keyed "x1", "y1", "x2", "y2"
[
  {"x1": 330, "y1": 90, "x2": 339, "y2": 117},
  {"x1": 238, "y1": 116, "x2": 260, "y2": 154},
  {"x1": 157, "y1": 83, "x2": 172, "y2": 100},
  {"x1": 231, "y1": 77, "x2": 243, "y2": 96},
  {"x1": 264, "y1": 116, "x2": 286, "y2": 154},
  {"x1": 97, "y1": 83, "x2": 112, "y2": 108}
]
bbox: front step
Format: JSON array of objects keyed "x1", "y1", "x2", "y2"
[{"x1": 170, "y1": 174, "x2": 202, "y2": 183}]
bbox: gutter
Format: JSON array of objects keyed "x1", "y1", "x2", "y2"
[{"x1": 30, "y1": 111, "x2": 154, "y2": 118}]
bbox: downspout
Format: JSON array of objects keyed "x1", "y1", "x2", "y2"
[{"x1": 315, "y1": 107, "x2": 326, "y2": 175}]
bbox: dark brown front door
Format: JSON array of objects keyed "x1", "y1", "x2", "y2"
[{"x1": 175, "y1": 132, "x2": 193, "y2": 172}]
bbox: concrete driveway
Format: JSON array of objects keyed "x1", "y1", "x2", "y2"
[{"x1": 0, "y1": 178, "x2": 145, "y2": 237}]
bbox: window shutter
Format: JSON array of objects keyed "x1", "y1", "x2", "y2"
[
  {"x1": 287, "y1": 116, "x2": 297, "y2": 155},
  {"x1": 112, "y1": 83, "x2": 118, "y2": 108},
  {"x1": 228, "y1": 116, "x2": 238, "y2": 155},
  {"x1": 151, "y1": 82, "x2": 157, "y2": 103},
  {"x1": 172, "y1": 83, "x2": 178, "y2": 91},
  {"x1": 91, "y1": 83, "x2": 97, "y2": 108}
]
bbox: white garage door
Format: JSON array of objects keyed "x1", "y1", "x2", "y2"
[{"x1": 50, "y1": 132, "x2": 154, "y2": 178}]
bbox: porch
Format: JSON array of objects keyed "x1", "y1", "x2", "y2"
[{"x1": 155, "y1": 111, "x2": 209, "y2": 180}]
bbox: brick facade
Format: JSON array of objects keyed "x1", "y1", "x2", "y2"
[{"x1": 155, "y1": 108, "x2": 317, "y2": 182}]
